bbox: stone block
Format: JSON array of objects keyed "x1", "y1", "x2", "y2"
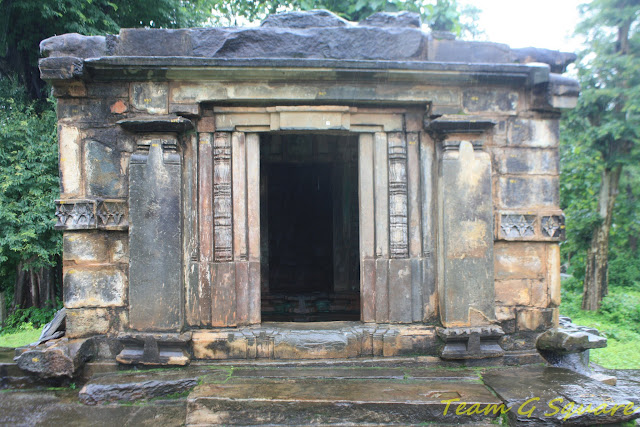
[
  {"x1": 495, "y1": 306, "x2": 516, "y2": 321},
  {"x1": 382, "y1": 325, "x2": 438, "y2": 357},
  {"x1": 14, "y1": 337, "x2": 95, "y2": 378},
  {"x1": 463, "y1": 88, "x2": 519, "y2": 113},
  {"x1": 494, "y1": 242, "x2": 546, "y2": 280},
  {"x1": 57, "y1": 98, "x2": 112, "y2": 123},
  {"x1": 517, "y1": 308, "x2": 555, "y2": 332},
  {"x1": 52, "y1": 81, "x2": 87, "y2": 97},
  {"x1": 63, "y1": 232, "x2": 109, "y2": 263},
  {"x1": 64, "y1": 267, "x2": 126, "y2": 308},
  {"x1": 495, "y1": 279, "x2": 530, "y2": 306},
  {"x1": 55, "y1": 200, "x2": 96, "y2": 230},
  {"x1": 192, "y1": 331, "x2": 248, "y2": 359},
  {"x1": 40, "y1": 33, "x2": 107, "y2": 59},
  {"x1": 86, "y1": 83, "x2": 130, "y2": 98},
  {"x1": 38, "y1": 56, "x2": 84, "y2": 80},
  {"x1": 84, "y1": 140, "x2": 125, "y2": 197},
  {"x1": 111, "y1": 233, "x2": 129, "y2": 263},
  {"x1": 507, "y1": 118, "x2": 559, "y2": 148},
  {"x1": 66, "y1": 308, "x2": 112, "y2": 338},
  {"x1": 359, "y1": 11, "x2": 421, "y2": 28},
  {"x1": 58, "y1": 125, "x2": 81, "y2": 196},
  {"x1": 116, "y1": 29, "x2": 193, "y2": 57},
  {"x1": 548, "y1": 244, "x2": 561, "y2": 307},
  {"x1": 130, "y1": 82, "x2": 169, "y2": 114},
  {"x1": 273, "y1": 330, "x2": 360, "y2": 359},
  {"x1": 498, "y1": 176, "x2": 559, "y2": 209},
  {"x1": 494, "y1": 148, "x2": 558, "y2": 175},
  {"x1": 530, "y1": 279, "x2": 549, "y2": 308}
]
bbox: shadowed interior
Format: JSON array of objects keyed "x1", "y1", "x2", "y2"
[{"x1": 260, "y1": 133, "x2": 360, "y2": 322}]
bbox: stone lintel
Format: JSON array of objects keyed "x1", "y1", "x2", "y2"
[
  {"x1": 73, "y1": 57, "x2": 545, "y2": 86},
  {"x1": 425, "y1": 117, "x2": 496, "y2": 134},
  {"x1": 117, "y1": 115, "x2": 194, "y2": 133}
]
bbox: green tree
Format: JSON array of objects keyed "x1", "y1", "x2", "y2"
[
  {"x1": 0, "y1": 0, "x2": 210, "y2": 99},
  {"x1": 0, "y1": 0, "x2": 212, "y2": 318},
  {"x1": 0, "y1": 80, "x2": 60, "y2": 310},
  {"x1": 562, "y1": 0, "x2": 640, "y2": 310}
]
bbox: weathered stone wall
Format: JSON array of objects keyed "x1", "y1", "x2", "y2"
[
  {"x1": 43, "y1": 10, "x2": 578, "y2": 359},
  {"x1": 55, "y1": 82, "x2": 134, "y2": 338}
]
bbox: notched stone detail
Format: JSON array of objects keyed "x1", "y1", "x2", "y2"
[
  {"x1": 437, "y1": 326, "x2": 505, "y2": 360},
  {"x1": 496, "y1": 211, "x2": 565, "y2": 241},
  {"x1": 116, "y1": 333, "x2": 192, "y2": 366},
  {"x1": 55, "y1": 199, "x2": 128, "y2": 230}
]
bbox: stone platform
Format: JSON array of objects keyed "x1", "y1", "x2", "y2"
[{"x1": 2, "y1": 355, "x2": 640, "y2": 426}]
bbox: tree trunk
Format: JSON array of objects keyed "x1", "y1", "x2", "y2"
[
  {"x1": 582, "y1": 165, "x2": 623, "y2": 310},
  {"x1": 0, "y1": 291, "x2": 6, "y2": 327},
  {"x1": 12, "y1": 261, "x2": 59, "y2": 310},
  {"x1": 627, "y1": 182, "x2": 638, "y2": 254}
]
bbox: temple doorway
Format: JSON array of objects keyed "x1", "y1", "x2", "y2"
[{"x1": 260, "y1": 133, "x2": 360, "y2": 322}]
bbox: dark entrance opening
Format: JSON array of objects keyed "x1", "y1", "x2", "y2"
[{"x1": 260, "y1": 134, "x2": 360, "y2": 322}]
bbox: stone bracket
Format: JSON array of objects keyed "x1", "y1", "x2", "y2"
[
  {"x1": 55, "y1": 199, "x2": 128, "y2": 231},
  {"x1": 437, "y1": 326, "x2": 505, "y2": 360},
  {"x1": 496, "y1": 210, "x2": 565, "y2": 241},
  {"x1": 116, "y1": 333, "x2": 192, "y2": 366}
]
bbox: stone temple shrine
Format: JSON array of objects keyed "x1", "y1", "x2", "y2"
[{"x1": 38, "y1": 10, "x2": 579, "y2": 366}]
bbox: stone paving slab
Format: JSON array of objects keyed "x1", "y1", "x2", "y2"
[
  {"x1": 483, "y1": 365, "x2": 640, "y2": 425},
  {"x1": 187, "y1": 377, "x2": 500, "y2": 425},
  {"x1": 0, "y1": 389, "x2": 187, "y2": 427}
]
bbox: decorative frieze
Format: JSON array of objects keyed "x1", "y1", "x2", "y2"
[
  {"x1": 96, "y1": 200, "x2": 129, "y2": 230},
  {"x1": 55, "y1": 199, "x2": 127, "y2": 230},
  {"x1": 496, "y1": 211, "x2": 565, "y2": 241}
]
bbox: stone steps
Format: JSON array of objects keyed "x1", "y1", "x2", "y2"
[{"x1": 186, "y1": 367, "x2": 500, "y2": 425}]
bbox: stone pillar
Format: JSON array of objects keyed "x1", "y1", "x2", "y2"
[
  {"x1": 129, "y1": 136, "x2": 183, "y2": 331},
  {"x1": 438, "y1": 139, "x2": 495, "y2": 327},
  {"x1": 120, "y1": 116, "x2": 193, "y2": 334}
]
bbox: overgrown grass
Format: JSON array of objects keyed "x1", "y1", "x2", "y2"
[
  {"x1": 0, "y1": 326, "x2": 40, "y2": 348},
  {"x1": 560, "y1": 277, "x2": 640, "y2": 369}
]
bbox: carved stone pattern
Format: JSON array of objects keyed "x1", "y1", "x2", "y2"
[
  {"x1": 388, "y1": 133, "x2": 408, "y2": 259},
  {"x1": 541, "y1": 215, "x2": 564, "y2": 239},
  {"x1": 213, "y1": 132, "x2": 233, "y2": 262},
  {"x1": 55, "y1": 201, "x2": 96, "y2": 230},
  {"x1": 97, "y1": 200, "x2": 128, "y2": 228},
  {"x1": 500, "y1": 214, "x2": 535, "y2": 238}
]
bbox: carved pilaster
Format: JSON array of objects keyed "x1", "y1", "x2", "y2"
[
  {"x1": 388, "y1": 132, "x2": 408, "y2": 259},
  {"x1": 213, "y1": 132, "x2": 233, "y2": 262}
]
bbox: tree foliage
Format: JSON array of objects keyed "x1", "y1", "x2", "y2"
[
  {"x1": 0, "y1": 0, "x2": 211, "y2": 99},
  {"x1": 560, "y1": 0, "x2": 640, "y2": 309},
  {"x1": 0, "y1": 79, "x2": 60, "y2": 294}
]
